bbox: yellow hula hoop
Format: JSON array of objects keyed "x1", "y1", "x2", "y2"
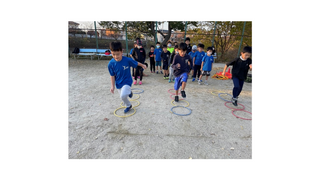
[
  {"x1": 131, "y1": 94, "x2": 140, "y2": 100},
  {"x1": 114, "y1": 106, "x2": 136, "y2": 118},
  {"x1": 171, "y1": 99, "x2": 190, "y2": 107},
  {"x1": 120, "y1": 99, "x2": 140, "y2": 108},
  {"x1": 211, "y1": 90, "x2": 224, "y2": 96}
]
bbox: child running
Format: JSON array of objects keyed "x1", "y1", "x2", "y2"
[
  {"x1": 154, "y1": 42, "x2": 163, "y2": 74},
  {"x1": 161, "y1": 44, "x2": 171, "y2": 79},
  {"x1": 108, "y1": 41, "x2": 147, "y2": 113},
  {"x1": 198, "y1": 47, "x2": 215, "y2": 85},
  {"x1": 171, "y1": 43, "x2": 192, "y2": 102},
  {"x1": 222, "y1": 46, "x2": 252, "y2": 106}
]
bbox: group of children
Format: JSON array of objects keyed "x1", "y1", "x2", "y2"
[{"x1": 108, "y1": 38, "x2": 252, "y2": 113}]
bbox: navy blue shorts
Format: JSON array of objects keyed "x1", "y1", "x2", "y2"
[
  {"x1": 163, "y1": 61, "x2": 168, "y2": 70},
  {"x1": 174, "y1": 72, "x2": 188, "y2": 90}
]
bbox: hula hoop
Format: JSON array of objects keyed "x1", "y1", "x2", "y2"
[
  {"x1": 120, "y1": 99, "x2": 140, "y2": 108},
  {"x1": 131, "y1": 88, "x2": 144, "y2": 94},
  {"x1": 114, "y1": 107, "x2": 136, "y2": 118},
  {"x1": 168, "y1": 89, "x2": 181, "y2": 95},
  {"x1": 224, "y1": 101, "x2": 245, "y2": 110},
  {"x1": 218, "y1": 93, "x2": 232, "y2": 102},
  {"x1": 131, "y1": 94, "x2": 140, "y2": 100},
  {"x1": 211, "y1": 90, "x2": 224, "y2": 96},
  {"x1": 171, "y1": 99, "x2": 190, "y2": 107},
  {"x1": 231, "y1": 109, "x2": 252, "y2": 120},
  {"x1": 169, "y1": 94, "x2": 184, "y2": 100},
  {"x1": 170, "y1": 106, "x2": 192, "y2": 116}
]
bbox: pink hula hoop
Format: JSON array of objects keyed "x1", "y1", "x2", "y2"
[
  {"x1": 169, "y1": 94, "x2": 184, "y2": 100},
  {"x1": 231, "y1": 109, "x2": 252, "y2": 120},
  {"x1": 224, "y1": 101, "x2": 245, "y2": 110},
  {"x1": 168, "y1": 89, "x2": 181, "y2": 95}
]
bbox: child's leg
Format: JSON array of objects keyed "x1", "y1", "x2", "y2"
[
  {"x1": 134, "y1": 67, "x2": 139, "y2": 80},
  {"x1": 193, "y1": 66, "x2": 197, "y2": 78},
  {"x1": 232, "y1": 77, "x2": 242, "y2": 98},
  {"x1": 206, "y1": 75, "x2": 209, "y2": 80},
  {"x1": 181, "y1": 81, "x2": 186, "y2": 91},
  {"x1": 197, "y1": 66, "x2": 201, "y2": 79},
  {"x1": 119, "y1": 85, "x2": 132, "y2": 107},
  {"x1": 199, "y1": 74, "x2": 203, "y2": 80},
  {"x1": 140, "y1": 67, "x2": 143, "y2": 81}
]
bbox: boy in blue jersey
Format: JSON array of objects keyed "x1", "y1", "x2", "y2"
[
  {"x1": 108, "y1": 42, "x2": 147, "y2": 113},
  {"x1": 171, "y1": 43, "x2": 192, "y2": 102},
  {"x1": 192, "y1": 44, "x2": 205, "y2": 82},
  {"x1": 188, "y1": 45, "x2": 197, "y2": 78},
  {"x1": 153, "y1": 42, "x2": 163, "y2": 74},
  {"x1": 198, "y1": 47, "x2": 215, "y2": 85}
]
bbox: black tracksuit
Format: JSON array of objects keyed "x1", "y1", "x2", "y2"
[
  {"x1": 132, "y1": 47, "x2": 146, "y2": 81},
  {"x1": 149, "y1": 51, "x2": 155, "y2": 72}
]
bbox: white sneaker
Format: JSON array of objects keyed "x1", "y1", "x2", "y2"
[
  {"x1": 198, "y1": 80, "x2": 201, "y2": 85},
  {"x1": 204, "y1": 81, "x2": 208, "y2": 85}
]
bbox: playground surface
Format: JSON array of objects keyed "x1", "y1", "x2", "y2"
[{"x1": 68, "y1": 58, "x2": 252, "y2": 159}]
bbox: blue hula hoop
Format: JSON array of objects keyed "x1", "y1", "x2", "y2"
[
  {"x1": 131, "y1": 88, "x2": 144, "y2": 94},
  {"x1": 218, "y1": 93, "x2": 232, "y2": 102},
  {"x1": 170, "y1": 105, "x2": 192, "y2": 116}
]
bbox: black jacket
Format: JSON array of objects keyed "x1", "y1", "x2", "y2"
[
  {"x1": 186, "y1": 44, "x2": 192, "y2": 54},
  {"x1": 226, "y1": 57, "x2": 252, "y2": 80},
  {"x1": 132, "y1": 47, "x2": 146, "y2": 63}
]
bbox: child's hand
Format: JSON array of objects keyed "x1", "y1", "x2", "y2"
[
  {"x1": 142, "y1": 64, "x2": 147, "y2": 69},
  {"x1": 177, "y1": 63, "x2": 180, "y2": 68},
  {"x1": 222, "y1": 72, "x2": 225, "y2": 76},
  {"x1": 249, "y1": 64, "x2": 252, "y2": 70},
  {"x1": 110, "y1": 87, "x2": 114, "y2": 94}
]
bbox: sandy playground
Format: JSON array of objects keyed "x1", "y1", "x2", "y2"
[{"x1": 68, "y1": 58, "x2": 252, "y2": 159}]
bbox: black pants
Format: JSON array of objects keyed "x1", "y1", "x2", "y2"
[
  {"x1": 134, "y1": 66, "x2": 143, "y2": 81},
  {"x1": 232, "y1": 77, "x2": 244, "y2": 98},
  {"x1": 193, "y1": 65, "x2": 201, "y2": 78},
  {"x1": 150, "y1": 59, "x2": 155, "y2": 72}
]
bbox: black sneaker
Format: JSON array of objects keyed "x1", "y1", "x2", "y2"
[
  {"x1": 175, "y1": 95, "x2": 179, "y2": 102},
  {"x1": 181, "y1": 90, "x2": 186, "y2": 98},
  {"x1": 129, "y1": 91, "x2": 133, "y2": 98},
  {"x1": 231, "y1": 97, "x2": 238, "y2": 106}
]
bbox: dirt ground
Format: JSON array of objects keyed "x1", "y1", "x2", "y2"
[{"x1": 68, "y1": 58, "x2": 252, "y2": 159}]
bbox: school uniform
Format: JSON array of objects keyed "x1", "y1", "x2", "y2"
[
  {"x1": 161, "y1": 51, "x2": 171, "y2": 70},
  {"x1": 201, "y1": 54, "x2": 214, "y2": 76},
  {"x1": 154, "y1": 48, "x2": 162, "y2": 67},
  {"x1": 193, "y1": 51, "x2": 206, "y2": 78}
]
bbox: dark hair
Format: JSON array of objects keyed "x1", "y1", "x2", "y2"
[
  {"x1": 207, "y1": 47, "x2": 213, "y2": 51},
  {"x1": 167, "y1": 41, "x2": 172, "y2": 44},
  {"x1": 110, "y1": 42, "x2": 122, "y2": 52},
  {"x1": 174, "y1": 41, "x2": 178, "y2": 44},
  {"x1": 174, "y1": 45, "x2": 179, "y2": 49},
  {"x1": 178, "y1": 43, "x2": 187, "y2": 51},
  {"x1": 185, "y1": 37, "x2": 190, "y2": 42},
  {"x1": 198, "y1": 43, "x2": 204, "y2": 48},
  {"x1": 242, "y1": 46, "x2": 252, "y2": 53},
  {"x1": 156, "y1": 42, "x2": 160, "y2": 45},
  {"x1": 150, "y1": 45, "x2": 154, "y2": 48},
  {"x1": 162, "y1": 44, "x2": 167, "y2": 48}
]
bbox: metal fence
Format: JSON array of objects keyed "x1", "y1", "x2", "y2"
[{"x1": 68, "y1": 21, "x2": 252, "y2": 62}]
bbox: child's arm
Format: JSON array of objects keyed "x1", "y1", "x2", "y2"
[
  {"x1": 249, "y1": 64, "x2": 252, "y2": 70},
  {"x1": 193, "y1": 57, "x2": 195, "y2": 66},
  {"x1": 137, "y1": 62, "x2": 147, "y2": 69},
  {"x1": 222, "y1": 65, "x2": 228, "y2": 76},
  {"x1": 110, "y1": 76, "x2": 115, "y2": 94},
  {"x1": 200, "y1": 61, "x2": 204, "y2": 71}
]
